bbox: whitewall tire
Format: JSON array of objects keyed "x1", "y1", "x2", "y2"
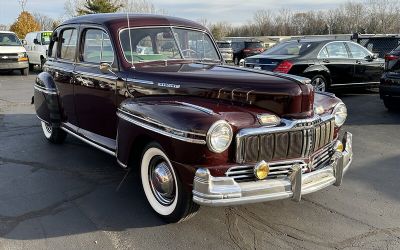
[{"x1": 40, "y1": 121, "x2": 67, "y2": 144}]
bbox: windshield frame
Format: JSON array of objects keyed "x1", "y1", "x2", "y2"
[{"x1": 118, "y1": 26, "x2": 222, "y2": 65}]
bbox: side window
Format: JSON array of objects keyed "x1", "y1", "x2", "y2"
[
  {"x1": 60, "y1": 28, "x2": 78, "y2": 61},
  {"x1": 347, "y1": 42, "x2": 370, "y2": 59},
  {"x1": 82, "y1": 29, "x2": 114, "y2": 63},
  {"x1": 318, "y1": 47, "x2": 329, "y2": 58},
  {"x1": 324, "y1": 42, "x2": 349, "y2": 59}
]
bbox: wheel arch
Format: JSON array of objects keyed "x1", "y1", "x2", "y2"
[{"x1": 303, "y1": 65, "x2": 332, "y2": 85}]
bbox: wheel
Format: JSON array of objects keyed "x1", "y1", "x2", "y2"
[
  {"x1": 234, "y1": 57, "x2": 239, "y2": 65},
  {"x1": 21, "y1": 68, "x2": 29, "y2": 76},
  {"x1": 140, "y1": 142, "x2": 199, "y2": 223},
  {"x1": 29, "y1": 64, "x2": 34, "y2": 71},
  {"x1": 310, "y1": 75, "x2": 328, "y2": 92},
  {"x1": 40, "y1": 57, "x2": 46, "y2": 70},
  {"x1": 41, "y1": 121, "x2": 67, "y2": 144},
  {"x1": 383, "y1": 97, "x2": 399, "y2": 111}
]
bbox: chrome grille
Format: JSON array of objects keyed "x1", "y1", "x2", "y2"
[
  {"x1": 0, "y1": 53, "x2": 18, "y2": 63},
  {"x1": 236, "y1": 116, "x2": 335, "y2": 164},
  {"x1": 227, "y1": 143, "x2": 335, "y2": 182}
]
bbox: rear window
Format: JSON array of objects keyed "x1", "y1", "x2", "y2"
[
  {"x1": 245, "y1": 42, "x2": 263, "y2": 49},
  {"x1": 264, "y1": 41, "x2": 317, "y2": 56}
]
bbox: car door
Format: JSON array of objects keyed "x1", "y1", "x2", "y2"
[
  {"x1": 46, "y1": 27, "x2": 79, "y2": 128},
  {"x1": 346, "y1": 42, "x2": 384, "y2": 84},
  {"x1": 73, "y1": 27, "x2": 119, "y2": 149},
  {"x1": 318, "y1": 42, "x2": 354, "y2": 86}
]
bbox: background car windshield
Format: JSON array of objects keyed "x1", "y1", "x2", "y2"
[
  {"x1": 0, "y1": 33, "x2": 21, "y2": 46},
  {"x1": 265, "y1": 41, "x2": 317, "y2": 55},
  {"x1": 245, "y1": 42, "x2": 263, "y2": 48},
  {"x1": 120, "y1": 27, "x2": 220, "y2": 63},
  {"x1": 217, "y1": 42, "x2": 231, "y2": 48},
  {"x1": 41, "y1": 32, "x2": 52, "y2": 45}
]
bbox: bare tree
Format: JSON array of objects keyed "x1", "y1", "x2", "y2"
[
  {"x1": 121, "y1": 0, "x2": 166, "y2": 14},
  {"x1": 18, "y1": 0, "x2": 27, "y2": 11},
  {"x1": 33, "y1": 13, "x2": 60, "y2": 30}
]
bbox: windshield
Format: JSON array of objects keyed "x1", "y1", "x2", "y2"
[
  {"x1": 245, "y1": 42, "x2": 263, "y2": 49},
  {"x1": 264, "y1": 41, "x2": 317, "y2": 55},
  {"x1": 0, "y1": 33, "x2": 21, "y2": 46},
  {"x1": 120, "y1": 27, "x2": 220, "y2": 63},
  {"x1": 41, "y1": 32, "x2": 52, "y2": 45},
  {"x1": 217, "y1": 42, "x2": 231, "y2": 48}
]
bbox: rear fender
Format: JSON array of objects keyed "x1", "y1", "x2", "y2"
[
  {"x1": 34, "y1": 72, "x2": 62, "y2": 126},
  {"x1": 303, "y1": 65, "x2": 331, "y2": 82}
]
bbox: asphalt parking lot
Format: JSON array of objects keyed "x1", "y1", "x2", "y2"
[{"x1": 0, "y1": 71, "x2": 399, "y2": 250}]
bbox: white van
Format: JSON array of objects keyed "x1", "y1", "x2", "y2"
[
  {"x1": 24, "y1": 31, "x2": 52, "y2": 70},
  {"x1": 0, "y1": 31, "x2": 29, "y2": 75}
]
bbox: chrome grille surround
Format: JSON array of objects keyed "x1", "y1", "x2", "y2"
[
  {"x1": 227, "y1": 142, "x2": 335, "y2": 182},
  {"x1": 235, "y1": 114, "x2": 335, "y2": 164}
]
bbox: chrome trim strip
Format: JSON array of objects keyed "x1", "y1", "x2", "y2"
[
  {"x1": 117, "y1": 158, "x2": 128, "y2": 168},
  {"x1": 117, "y1": 110, "x2": 206, "y2": 145},
  {"x1": 61, "y1": 126, "x2": 116, "y2": 156},
  {"x1": 34, "y1": 84, "x2": 57, "y2": 95},
  {"x1": 331, "y1": 82, "x2": 379, "y2": 86},
  {"x1": 174, "y1": 101, "x2": 215, "y2": 115},
  {"x1": 74, "y1": 71, "x2": 118, "y2": 81},
  {"x1": 126, "y1": 78, "x2": 154, "y2": 85}
]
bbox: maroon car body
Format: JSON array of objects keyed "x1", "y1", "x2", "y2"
[{"x1": 34, "y1": 14, "x2": 353, "y2": 222}]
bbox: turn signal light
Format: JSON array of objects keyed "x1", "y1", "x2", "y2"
[
  {"x1": 335, "y1": 141, "x2": 344, "y2": 152},
  {"x1": 254, "y1": 161, "x2": 270, "y2": 180},
  {"x1": 18, "y1": 57, "x2": 28, "y2": 62}
]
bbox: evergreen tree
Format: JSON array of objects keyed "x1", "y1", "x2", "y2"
[{"x1": 77, "y1": 0, "x2": 124, "y2": 15}]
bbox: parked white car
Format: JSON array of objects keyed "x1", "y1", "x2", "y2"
[
  {"x1": 24, "y1": 31, "x2": 52, "y2": 70},
  {"x1": 0, "y1": 31, "x2": 29, "y2": 75}
]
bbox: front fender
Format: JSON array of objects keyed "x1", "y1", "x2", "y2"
[
  {"x1": 34, "y1": 72, "x2": 62, "y2": 125},
  {"x1": 115, "y1": 96, "x2": 261, "y2": 171}
]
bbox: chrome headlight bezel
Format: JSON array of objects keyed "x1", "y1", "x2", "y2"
[
  {"x1": 332, "y1": 102, "x2": 347, "y2": 127},
  {"x1": 206, "y1": 120, "x2": 233, "y2": 153}
]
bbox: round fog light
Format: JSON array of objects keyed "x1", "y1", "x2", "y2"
[
  {"x1": 335, "y1": 141, "x2": 344, "y2": 152},
  {"x1": 254, "y1": 161, "x2": 270, "y2": 180}
]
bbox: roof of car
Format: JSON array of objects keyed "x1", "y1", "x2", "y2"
[
  {"x1": 285, "y1": 39, "x2": 349, "y2": 44},
  {"x1": 0, "y1": 31, "x2": 17, "y2": 34},
  {"x1": 61, "y1": 13, "x2": 206, "y2": 31}
]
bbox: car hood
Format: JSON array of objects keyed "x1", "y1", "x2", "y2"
[
  {"x1": 0, "y1": 46, "x2": 26, "y2": 53},
  {"x1": 128, "y1": 62, "x2": 314, "y2": 118}
]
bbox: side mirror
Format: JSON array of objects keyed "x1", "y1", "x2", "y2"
[
  {"x1": 99, "y1": 62, "x2": 112, "y2": 74},
  {"x1": 33, "y1": 38, "x2": 40, "y2": 45},
  {"x1": 21, "y1": 39, "x2": 27, "y2": 45}
]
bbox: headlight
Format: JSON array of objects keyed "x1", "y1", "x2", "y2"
[
  {"x1": 18, "y1": 52, "x2": 28, "y2": 62},
  {"x1": 206, "y1": 120, "x2": 233, "y2": 153},
  {"x1": 332, "y1": 103, "x2": 347, "y2": 127}
]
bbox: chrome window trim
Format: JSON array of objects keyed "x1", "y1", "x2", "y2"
[
  {"x1": 345, "y1": 41, "x2": 373, "y2": 59},
  {"x1": 117, "y1": 109, "x2": 206, "y2": 145},
  {"x1": 317, "y1": 41, "x2": 350, "y2": 59},
  {"x1": 80, "y1": 26, "x2": 116, "y2": 65}
]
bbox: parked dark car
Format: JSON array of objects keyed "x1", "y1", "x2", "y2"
[
  {"x1": 380, "y1": 44, "x2": 400, "y2": 111},
  {"x1": 216, "y1": 41, "x2": 233, "y2": 63},
  {"x1": 244, "y1": 39, "x2": 384, "y2": 92},
  {"x1": 34, "y1": 14, "x2": 353, "y2": 223},
  {"x1": 231, "y1": 40, "x2": 264, "y2": 65}
]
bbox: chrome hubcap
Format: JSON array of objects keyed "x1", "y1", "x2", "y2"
[
  {"x1": 44, "y1": 123, "x2": 52, "y2": 134},
  {"x1": 312, "y1": 77, "x2": 326, "y2": 92},
  {"x1": 149, "y1": 157, "x2": 175, "y2": 206}
]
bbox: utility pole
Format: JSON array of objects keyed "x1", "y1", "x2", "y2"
[{"x1": 18, "y1": 0, "x2": 27, "y2": 11}]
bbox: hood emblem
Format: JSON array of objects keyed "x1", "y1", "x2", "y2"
[
  {"x1": 257, "y1": 114, "x2": 281, "y2": 127},
  {"x1": 1, "y1": 56, "x2": 8, "y2": 59}
]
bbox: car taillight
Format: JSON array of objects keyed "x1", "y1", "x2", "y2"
[
  {"x1": 273, "y1": 60, "x2": 293, "y2": 74},
  {"x1": 384, "y1": 54, "x2": 399, "y2": 61},
  {"x1": 243, "y1": 49, "x2": 251, "y2": 53}
]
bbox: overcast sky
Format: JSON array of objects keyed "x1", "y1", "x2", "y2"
[{"x1": 0, "y1": 0, "x2": 353, "y2": 25}]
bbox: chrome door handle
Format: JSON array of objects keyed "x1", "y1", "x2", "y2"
[{"x1": 356, "y1": 60, "x2": 362, "y2": 64}]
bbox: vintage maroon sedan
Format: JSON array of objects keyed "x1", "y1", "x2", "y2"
[{"x1": 34, "y1": 14, "x2": 353, "y2": 223}]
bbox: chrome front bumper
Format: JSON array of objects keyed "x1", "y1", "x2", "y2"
[{"x1": 193, "y1": 132, "x2": 353, "y2": 206}]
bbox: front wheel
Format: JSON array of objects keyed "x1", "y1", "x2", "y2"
[
  {"x1": 311, "y1": 75, "x2": 328, "y2": 92},
  {"x1": 140, "y1": 143, "x2": 199, "y2": 223},
  {"x1": 21, "y1": 68, "x2": 29, "y2": 76},
  {"x1": 41, "y1": 121, "x2": 67, "y2": 144}
]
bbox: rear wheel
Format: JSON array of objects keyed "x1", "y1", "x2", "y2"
[
  {"x1": 41, "y1": 121, "x2": 67, "y2": 144},
  {"x1": 29, "y1": 64, "x2": 35, "y2": 71},
  {"x1": 40, "y1": 57, "x2": 46, "y2": 70},
  {"x1": 311, "y1": 75, "x2": 328, "y2": 92},
  {"x1": 140, "y1": 142, "x2": 199, "y2": 223},
  {"x1": 383, "y1": 97, "x2": 399, "y2": 111}
]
